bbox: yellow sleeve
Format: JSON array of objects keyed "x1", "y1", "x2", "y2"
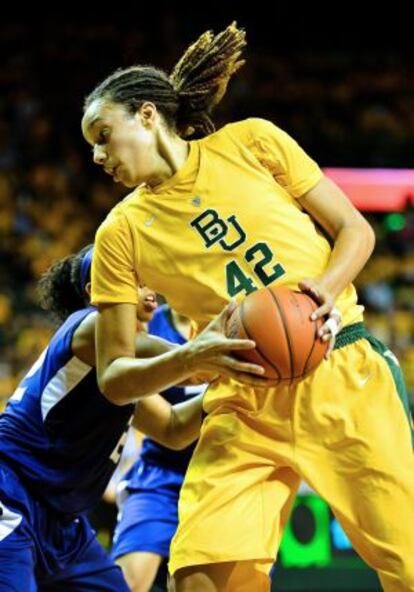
[
  {"x1": 91, "y1": 211, "x2": 139, "y2": 306},
  {"x1": 248, "y1": 118, "x2": 323, "y2": 198}
]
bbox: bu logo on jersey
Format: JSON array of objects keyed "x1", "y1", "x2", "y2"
[
  {"x1": 190, "y1": 208, "x2": 246, "y2": 251},
  {"x1": 190, "y1": 208, "x2": 286, "y2": 298}
]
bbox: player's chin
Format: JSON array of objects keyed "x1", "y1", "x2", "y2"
[
  {"x1": 118, "y1": 170, "x2": 136, "y2": 188},
  {"x1": 137, "y1": 311, "x2": 155, "y2": 323},
  {"x1": 123, "y1": 171, "x2": 146, "y2": 189},
  {"x1": 139, "y1": 302, "x2": 158, "y2": 321},
  {"x1": 122, "y1": 178, "x2": 136, "y2": 188}
]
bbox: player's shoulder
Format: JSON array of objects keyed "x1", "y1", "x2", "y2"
[
  {"x1": 51, "y1": 307, "x2": 96, "y2": 347},
  {"x1": 96, "y1": 188, "x2": 140, "y2": 238},
  {"x1": 149, "y1": 303, "x2": 169, "y2": 324},
  {"x1": 148, "y1": 303, "x2": 170, "y2": 332},
  {"x1": 205, "y1": 118, "x2": 284, "y2": 148}
]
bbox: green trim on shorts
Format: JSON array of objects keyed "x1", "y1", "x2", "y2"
[
  {"x1": 333, "y1": 322, "x2": 369, "y2": 350},
  {"x1": 364, "y1": 331, "x2": 414, "y2": 447},
  {"x1": 334, "y1": 322, "x2": 413, "y2": 446}
]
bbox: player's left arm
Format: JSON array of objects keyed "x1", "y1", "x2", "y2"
[
  {"x1": 132, "y1": 393, "x2": 203, "y2": 450},
  {"x1": 297, "y1": 174, "x2": 376, "y2": 347},
  {"x1": 248, "y1": 119, "x2": 375, "y2": 343}
]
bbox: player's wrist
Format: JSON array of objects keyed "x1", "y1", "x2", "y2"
[
  {"x1": 176, "y1": 341, "x2": 200, "y2": 375},
  {"x1": 316, "y1": 276, "x2": 340, "y2": 301}
]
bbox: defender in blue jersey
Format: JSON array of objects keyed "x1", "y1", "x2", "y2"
[
  {"x1": 112, "y1": 305, "x2": 205, "y2": 592},
  {"x1": 0, "y1": 246, "x2": 260, "y2": 591}
]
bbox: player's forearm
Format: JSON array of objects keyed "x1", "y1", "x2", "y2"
[
  {"x1": 135, "y1": 331, "x2": 178, "y2": 358},
  {"x1": 318, "y1": 221, "x2": 375, "y2": 299},
  {"x1": 165, "y1": 394, "x2": 204, "y2": 449},
  {"x1": 99, "y1": 343, "x2": 197, "y2": 405},
  {"x1": 132, "y1": 394, "x2": 203, "y2": 450}
]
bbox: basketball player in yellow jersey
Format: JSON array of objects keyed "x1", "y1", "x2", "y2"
[{"x1": 82, "y1": 23, "x2": 414, "y2": 592}]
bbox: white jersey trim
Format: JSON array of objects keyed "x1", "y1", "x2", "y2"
[
  {"x1": 0, "y1": 501, "x2": 22, "y2": 542},
  {"x1": 41, "y1": 356, "x2": 92, "y2": 421}
]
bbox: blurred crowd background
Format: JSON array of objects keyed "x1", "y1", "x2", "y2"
[{"x1": 1, "y1": 13, "x2": 413, "y2": 412}]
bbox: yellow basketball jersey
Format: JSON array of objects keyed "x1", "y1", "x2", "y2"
[{"x1": 92, "y1": 118, "x2": 363, "y2": 327}]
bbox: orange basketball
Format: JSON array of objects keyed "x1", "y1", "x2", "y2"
[{"x1": 226, "y1": 286, "x2": 328, "y2": 381}]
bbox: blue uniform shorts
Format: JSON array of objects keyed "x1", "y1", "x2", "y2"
[
  {"x1": 112, "y1": 460, "x2": 184, "y2": 560},
  {"x1": 0, "y1": 461, "x2": 128, "y2": 591}
]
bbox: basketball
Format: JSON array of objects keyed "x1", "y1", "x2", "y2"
[{"x1": 226, "y1": 286, "x2": 329, "y2": 381}]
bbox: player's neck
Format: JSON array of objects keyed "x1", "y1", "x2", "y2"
[{"x1": 147, "y1": 129, "x2": 189, "y2": 188}]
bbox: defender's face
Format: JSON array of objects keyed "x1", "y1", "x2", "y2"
[{"x1": 82, "y1": 99, "x2": 159, "y2": 189}]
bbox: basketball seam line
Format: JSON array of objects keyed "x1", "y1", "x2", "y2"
[
  {"x1": 240, "y1": 299, "x2": 281, "y2": 380},
  {"x1": 268, "y1": 288, "x2": 294, "y2": 382}
]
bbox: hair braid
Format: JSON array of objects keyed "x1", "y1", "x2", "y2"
[
  {"x1": 84, "y1": 22, "x2": 246, "y2": 138},
  {"x1": 170, "y1": 22, "x2": 246, "y2": 136}
]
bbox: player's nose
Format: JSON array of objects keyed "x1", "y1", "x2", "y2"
[{"x1": 93, "y1": 144, "x2": 107, "y2": 165}]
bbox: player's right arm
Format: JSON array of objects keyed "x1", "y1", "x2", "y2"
[
  {"x1": 89, "y1": 213, "x2": 277, "y2": 405},
  {"x1": 72, "y1": 310, "x2": 218, "y2": 386},
  {"x1": 71, "y1": 309, "x2": 178, "y2": 366},
  {"x1": 95, "y1": 300, "x2": 272, "y2": 405}
]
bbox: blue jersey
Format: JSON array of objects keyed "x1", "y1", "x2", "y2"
[
  {"x1": 136, "y1": 305, "x2": 202, "y2": 475},
  {"x1": 0, "y1": 307, "x2": 134, "y2": 516}
]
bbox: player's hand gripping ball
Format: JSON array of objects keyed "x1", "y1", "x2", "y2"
[{"x1": 226, "y1": 287, "x2": 329, "y2": 381}]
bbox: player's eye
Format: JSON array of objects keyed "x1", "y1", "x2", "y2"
[{"x1": 97, "y1": 129, "x2": 110, "y2": 145}]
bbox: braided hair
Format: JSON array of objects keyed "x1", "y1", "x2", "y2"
[{"x1": 84, "y1": 22, "x2": 246, "y2": 138}]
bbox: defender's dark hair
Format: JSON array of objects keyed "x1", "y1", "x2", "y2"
[
  {"x1": 84, "y1": 22, "x2": 246, "y2": 138},
  {"x1": 38, "y1": 244, "x2": 94, "y2": 322}
]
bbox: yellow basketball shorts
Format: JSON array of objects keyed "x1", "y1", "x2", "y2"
[{"x1": 169, "y1": 324, "x2": 414, "y2": 590}]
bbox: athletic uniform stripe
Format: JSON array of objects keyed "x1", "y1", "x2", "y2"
[
  {"x1": 0, "y1": 501, "x2": 22, "y2": 542},
  {"x1": 365, "y1": 333, "x2": 414, "y2": 446},
  {"x1": 41, "y1": 357, "x2": 92, "y2": 421}
]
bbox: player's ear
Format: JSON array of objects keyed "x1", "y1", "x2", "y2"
[
  {"x1": 85, "y1": 282, "x2": 92, "y2": 298},
  {"x1": 137, "y1": 102, "x2": 158, "y2": 128}
]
